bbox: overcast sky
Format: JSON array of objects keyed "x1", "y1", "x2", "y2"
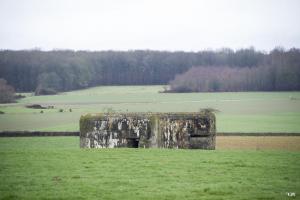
[{"x1": 0, "y1": 0, "x2": 300, "y2": 51}]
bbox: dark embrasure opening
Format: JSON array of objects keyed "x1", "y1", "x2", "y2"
[{"x1": 127, "y1": 138, "x2": 139, "y2": 148}]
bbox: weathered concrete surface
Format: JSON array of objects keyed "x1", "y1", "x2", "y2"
[{"x1": 80, "y1": 112, "x2": 216, "y2": 149}]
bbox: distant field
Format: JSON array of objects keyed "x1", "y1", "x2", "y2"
[
  {"x1": 0, "y1": 137, "x2": 299, "y2": 200},
  {"x1": 0, "y1": 85, "x2": 300, "y2": 132}
]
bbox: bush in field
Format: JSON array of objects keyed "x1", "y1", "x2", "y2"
[
  {"x1": 0, "y1": 79, "x2": 15, "y2": 103},
  {"x1": 26, "y1": 104, "x2": 47, "y2": 109},
  {"x1": 35, "y1": 86, "x2": 57, "y2": 96},
  {"x1": 14, "y1": 94, "x2": 26, "y2": 99}
]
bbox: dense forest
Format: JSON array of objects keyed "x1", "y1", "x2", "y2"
[
  {"x1": 0, "y1": 48, "x2": 299, "y2": 93},
  {"x1": 167, "y1": 48, "x2": 300, "y2": 92}
]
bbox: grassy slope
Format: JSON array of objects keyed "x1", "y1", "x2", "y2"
[
  {"x1": 0, "y1": 137, "x2": 299, "y2": 200},
  {"x1": 0, "y1": 85, "x2": 300, "y2": 132}
]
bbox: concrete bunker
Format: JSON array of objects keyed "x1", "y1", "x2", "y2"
[{"x1": 80, "y1": 112, "x2": 216, "y2": 149}]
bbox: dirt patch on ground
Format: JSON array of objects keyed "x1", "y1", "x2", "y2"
[{"x1": 217, "y1": 136, "x2": 300, "y2": 151}]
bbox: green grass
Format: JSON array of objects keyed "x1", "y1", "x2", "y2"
[
  {"x1": 0, "y1": 137, "x2": 299, "y2": 200},
  {"x1": 1, "y1": 85, "x2": 300, "y2": 132},
  {"x1": 218, "y1": 113, "x2": 300, "y2": 133}
]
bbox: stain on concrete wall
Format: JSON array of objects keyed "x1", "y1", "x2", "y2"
[{"x1": 80, "y1": 112, "x2": 216, "y2": 149}]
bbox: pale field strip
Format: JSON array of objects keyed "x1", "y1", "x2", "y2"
[{"x1": 217, "y1": 136, "x2": 300, "y2": 151}]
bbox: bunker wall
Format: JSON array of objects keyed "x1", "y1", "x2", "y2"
[{"x1": 80, "y1": 112, "x2": 216, "y2": 149}]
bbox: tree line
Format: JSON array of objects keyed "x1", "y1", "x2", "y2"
[
  {"x1": 167, "y1": 48, "x2": 300, "y2": 92},
  {"x1": 0, "y1": 48, "x2": 299, "y2": 93}
]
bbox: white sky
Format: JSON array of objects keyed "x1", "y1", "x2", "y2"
[{"x1": 0, "y1": 0, "x2": 300, "y2": 51}]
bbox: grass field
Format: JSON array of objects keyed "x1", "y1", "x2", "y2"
[
  {"x1": 0, "y1": 85, "x2": 300, "y2": 133},
  {"x1": 0, "y1": 137, "x2": 299, "y2": 200}
]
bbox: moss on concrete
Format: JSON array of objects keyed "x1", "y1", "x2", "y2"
[{"x1": 80, "y1": 112, "x2": 216, "y2": 149}]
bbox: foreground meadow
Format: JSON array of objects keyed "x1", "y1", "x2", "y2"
[
  {"x1": 0, "y1": 137, "x2": 299, "y2": 200},
  {"x1": 0, "y1": 85, "x2": 300, "y2": 133}
]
